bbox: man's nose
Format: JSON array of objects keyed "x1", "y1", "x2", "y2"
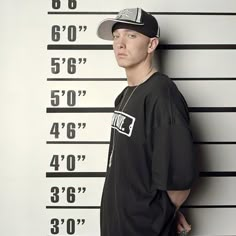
[{"x1": 115, "y1": 36, "x2": 126, "y2": 49}]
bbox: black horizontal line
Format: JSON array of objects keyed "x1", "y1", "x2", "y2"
[
  {"x1": 182, "y1": 205, "x2": 236, "y2": 208},
  {"x1": 46, "y1": 141, "x2": 109, "y2": 144},
  {"x1": 46, "y1": 205, "x2": 236, "y2": 210},
  {"x1": 46, "y1": 141, "x2": 236, "y2": 145},
  {"x1": 47, "y1": 107, "x2": 113, "y2": 113},
  {"x1": 47, "y1": 44, "x2": 236, "y2": 50},
  {"x1": 46, "y1": 107, "x2": 236, "y2": 113},
  {"x1": 200, "y1": 171, "x2": 236, "y2": 177},
  {"x1": 47, "y1": 205, "x2": 236, "y2": 210},
  {"x1": 46, "y1": 171, "x2": 236, "y2": 178},
  {"x1": 47, "y1": 78, "x2": 127, "y2": 81},
  {"x1": 47, "y1": 44, "x2": 112, "y2": 50},
  {"x1": 47, "y1": 77, "x2": 236, "y2": 81},
  {"x1": 194, "y1": 142, "x2": 236, "y2": 144},
  {"x1": 46, "y1": 205, "x2": 100, "y2": 209},
  {"x1": 173, "y1": 77, "x2": 236, "y2": 81},
  {"x1": 46, "y1": 172, "x2": 106, "y2": 177},
  {"x1": 48, "y1": 11, "x2": 236, "y2": 16},
  {"x1": 190, "y1": 107, "x2": 236, "y2": 112}
]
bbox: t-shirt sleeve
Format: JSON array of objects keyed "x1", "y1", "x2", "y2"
[
  {"x1": 150, "y1": 84, "x2": 198, "y2": 191},
  {"x1": 114, "y1": 87, "x2": 128, "y2": 108}
]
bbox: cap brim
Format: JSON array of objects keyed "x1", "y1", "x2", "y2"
[{"x1": 97, "y1": 18, "x2": 144, "y2": 41}]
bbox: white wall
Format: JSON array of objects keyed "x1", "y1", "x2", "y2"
[{"x1": 0, "y1": 0, "x2": 236, "y2": 235}]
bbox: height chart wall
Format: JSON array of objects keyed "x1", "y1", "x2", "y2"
[{"x1": 0, "y1": 0, "x2": 236, "y2": 235}]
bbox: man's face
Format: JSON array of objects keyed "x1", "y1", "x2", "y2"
[{"x1": 112, "y1": 28, "x2": 151, "y2": 69}]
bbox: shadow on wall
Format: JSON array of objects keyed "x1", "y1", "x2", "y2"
[
  {"x1": 153, "y1": 43, "x2": 163, "y2": 74},
  {"x1": 153, "y1": 39, "x2": 171, "y2": 74}
]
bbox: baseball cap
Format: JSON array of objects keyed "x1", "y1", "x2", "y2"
[{"x1": 97, "y1": 8, "x2": 160, "y2": 40}]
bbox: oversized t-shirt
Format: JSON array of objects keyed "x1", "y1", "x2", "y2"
[{"x1": 100, "y1": 72, "x2": 197, "y2": 236}]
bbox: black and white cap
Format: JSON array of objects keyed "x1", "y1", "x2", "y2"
[{"x1": 97, "y1": 8, "x2": 160, "y2": 40}]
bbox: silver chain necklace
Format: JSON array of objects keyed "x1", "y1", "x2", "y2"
[
  {"x1": 108, "y1": 68, "x2": 156, "y2": 168},
  {"x1": 108, "y1": 85, "x2": 140, "y2": 167}
]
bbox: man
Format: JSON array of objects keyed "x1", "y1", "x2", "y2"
[{"x1": 97, "y1": 7, "x2": 197, "y2": 236}]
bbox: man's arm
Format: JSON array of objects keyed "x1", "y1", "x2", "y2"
[
  {"x1": 167, "y1": 189, "x2": 190, "y2": 210},
  {"x1": 167, "y1": 190, "x2": 192, "y2": 234}
]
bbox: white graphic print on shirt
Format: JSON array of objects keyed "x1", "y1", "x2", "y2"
[{"x1": 111, "y1": 110, "x2": 136, "y2": 137}]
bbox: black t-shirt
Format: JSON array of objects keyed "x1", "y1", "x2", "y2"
[{"x1": 100, "y1": 72, "x2": 197, "y2": 236}]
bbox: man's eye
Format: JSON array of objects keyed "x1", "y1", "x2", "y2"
[
  {"x1": 113, "y1": 35, "x2": 119, "y2": 39},
  {"x1": 128, "y1": 34, "x2": 136, "y2": 38}
]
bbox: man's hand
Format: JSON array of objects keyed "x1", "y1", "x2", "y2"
[
  {"x1": 176, "y1": 211, "x2": 191, "y2": 234},
  {"x1": 166, "y1": 190, "x2": 191, "y2": 234}
]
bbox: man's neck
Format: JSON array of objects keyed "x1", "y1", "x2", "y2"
[{"x1": 125, "y1": 64, "x2": 157, "y2": 87}]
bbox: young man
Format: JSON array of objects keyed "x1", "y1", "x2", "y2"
[{"x1": 97, "y1": 8, "x2": 197, "y2": 236}]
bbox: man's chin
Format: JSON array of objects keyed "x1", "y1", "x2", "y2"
[{"x1": 117, "y1": 62, "x2": 129, "y2": 68}]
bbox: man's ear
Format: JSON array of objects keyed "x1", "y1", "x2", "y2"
[{"x1": 148, "y1": 38, "x2": 159, "y2": 53}]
